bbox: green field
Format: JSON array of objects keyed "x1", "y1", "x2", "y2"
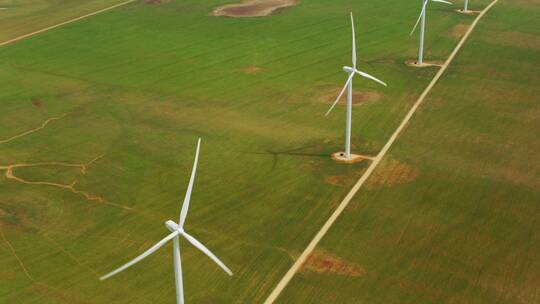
[
  {"x1": 0, "y1": 0, "x2": 130, "y2": 42},
  {"x1": 0, "y1": 0, "x2": 538, "y2": 303}
]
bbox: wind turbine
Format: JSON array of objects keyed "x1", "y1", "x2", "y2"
[
  {"x1": 325, "y1": 13, "x2": 387, "y2": 161},
  {"x1": 463, "y1": 0, "x2": 469, "y2": 13},
  {"x1": 410, "y1": 0, "x2": 453, "y2": 65},
  {"x1": 100, "y1": 138, "x2": 233, "y2": 304}
]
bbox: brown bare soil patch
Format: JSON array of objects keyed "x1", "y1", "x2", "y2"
[
  {"x1": 244, "y1": 66, "x2": 262, "y2": 74},
  {"x1": 450, "y1": 24, "x2": 469, "y2": 38},
  {"x1": 365, "y1": 158, "x2": 420, "y2": 190},
  {"x1": 483, "y1": 31, "x2": 540, "y2": 51},
  {"x1": 31, "y1": 99, "x2": 43, "y2": 108},
  {"x1": 145, "y1": 0, "x2": 170, "y2": 4},
  {"x1": 320, "y1": 88, "x2": 381, "y2": 106},
  {"x1": 302, "y1": 249, "x2": 365, "y2": 277},
  {"x1": 210, "y1": 0, "x2": 298, "y2": 18}
]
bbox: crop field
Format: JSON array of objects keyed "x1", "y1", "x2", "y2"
[
  {"x1": 0, "y1": 0, "x2": 131, "y2": 42},
  {"x1": 279, "y1": 1, "x2": 540, "y2": 303},
  {"x1": 0, "y1": 0, "x2": 538, "y2": 303}
]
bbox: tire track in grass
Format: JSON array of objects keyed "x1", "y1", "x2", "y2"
[
  {"x1": 0, "y1": 229, "x2": 90, "y2": 303},
  {"x1": 263, "y1": 0, "x2": 500, "y2": 302}
]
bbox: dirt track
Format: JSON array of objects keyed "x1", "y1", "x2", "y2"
[
  {"x1": 0, "y1": 0, "x2": 136, "y2": 47},
  {"x1": 0, "y1": 113, "x2": 70, "y2": 144}
]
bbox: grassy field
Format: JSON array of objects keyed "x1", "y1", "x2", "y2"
[
  {"x1": 0, "y1": 0, "x2": 132, "y2": 42},
  {"x1": 278, "y1": 0, "x2": 540, "y2": 303},
  {"x1": 0, "y1": 0, "x2": 537, "y2": 303}
]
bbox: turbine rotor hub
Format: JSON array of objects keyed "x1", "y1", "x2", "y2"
[{"x1": 343, "y1": 66, "x2": 355, "y2": 74}]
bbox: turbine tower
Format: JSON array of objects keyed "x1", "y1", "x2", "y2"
[
  {"x1": 410, "y1": 0, "x2": 453, "y2": 65},
  {"x1": 463, "y1": 0, "x2": 469, "y2": 12},
  {"x1": 100, "y1": 138, "x2": 233, "y2": 304},
  {"x1": 326, "y1": 13, "x2": 387, "y2": 161}
]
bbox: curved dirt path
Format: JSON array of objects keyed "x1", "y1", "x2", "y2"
[
  {"x1": 0, "y1": 114, "x2": 132, "y2": 210},
  {"x1": 263, "y1": 0, "x2": 500, "y2": 302},
  {"x1": 0, "y1": 113, "x2": 71, "y2": 144},
  {"x1": 0, "y1": 156, "x2": 132, "y2": 210}
]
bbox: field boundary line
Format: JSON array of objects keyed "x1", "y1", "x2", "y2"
[
  {"x1": 263, "y1": 0, "x2": 499, "y2": 302},
  {"x1": 0, "y1": 0, "x2": 137, "y2": 47}
]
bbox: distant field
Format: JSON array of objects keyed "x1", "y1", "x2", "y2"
[
  {"x1": 0, "y1": 0, "x2": 537, "y2": 303},
  {"x1": 0, "y1": 0, "x2": 131, "y2": 42},
  {"x1": 279, "y1": 0, "x2": 540, "y2": 303}
]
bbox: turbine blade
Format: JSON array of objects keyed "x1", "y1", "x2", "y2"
[
  {"x1": 182, "y1": 232, "x2": 233, "y2": 276},
  {"x1": 431, "y1": 0, "x2": 452, "y2": 4},
  {"x1": 410, "y1": 0, "x2": 428, "y2": 36},
  {"x1": 354, "y1": 69, "x2": 387, "y2": 87},
  {"x1": 100, "y1": 231, "x2": 179, "y2": 281},
  {"x1": 350, "y1": 12, "x2": 356, "y2": 69},
  {"x1": 325, "y1": 73, "x2": 355, "y2": 117},
  {"x1": 179, "y1": 138, "x2": 201, "y2": 227}
]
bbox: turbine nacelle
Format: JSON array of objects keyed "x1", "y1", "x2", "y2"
[
  {"x1": 343, "y1": 66, "x2": 355, "y2": 74},
  {"x1": 324, "y1": 14, "x2": 387, "y2": 118},
  {"x1": 165, "y1": 220, "x2": 182, "y2": 233}
]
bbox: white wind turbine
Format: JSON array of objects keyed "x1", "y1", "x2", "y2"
[
  {"x1": 410, "y1": 0, "x2": 453, "y2": 65},
  {"x1": 100, "y1": 138, "x2": 232, "y2": 304},
  {"x1": 325, "y1": 13, "x2": 387, "y2": 160},
  {"x1": 463, "y1": 0, "x2": 469, "y2": 12}
]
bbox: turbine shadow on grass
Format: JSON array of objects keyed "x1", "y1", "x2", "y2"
[{"x1": 243, "y1": 144, "x2": 328, "y2": 171}]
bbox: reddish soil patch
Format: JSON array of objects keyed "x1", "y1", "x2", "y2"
[
  {"x1": 365, "y1": 158, "x2": 420, "y2": 190},
  {"x1": 31, "y1": 99, "x2": 43, "y2": 108},
  {"x1": 320, "y1": 88, "x2": 381, "y2": 106},
  {"x1": 244, "y1": 66, "x2": 262, "y2": 74},
  {"x1": 302, "y1": 249, "x2": 365, "y2": 277},
  {"x1": 210, "y1": 0, "x2": 298, "y2": 18},
  {"x1": 450, "y1": 24, "x2": 469, "y2": 38}
]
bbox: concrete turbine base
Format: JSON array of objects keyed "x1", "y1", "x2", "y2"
[
  {"x1": 456, "y1": 9, "x2": 480, "y2": 15},
  {"x1": 405, "y1": 60, "x2": 444, "y2": 68},
  {"x1": 331, "y1": 152, "x2": 372, "y2": 164}
]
